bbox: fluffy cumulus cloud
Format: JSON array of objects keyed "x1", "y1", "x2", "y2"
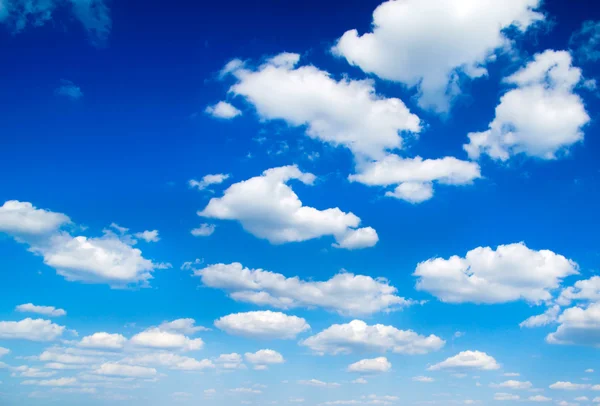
[
  {"x1": 133, "y1": 230, "x2": 160, "y2": 243},
  {"x1": 549, "y1": 381, "x2": 590, "y2": 390},
  {"x1": 222, "y1": 53, "x2": 420, "y2": 161},
  {"x1": 0, "y1": 318, "x2": 65, "y2": 341},
  {"x1": 189, "y1": 174, "x2": 230, "y2": 191},
  {"x1": 214, "y1": 311, "x2": 310, "y2": 339},
  {"x1": 520, "y1": 305, "x2": 560, "y2": 328},
  {"x1": 492, "y1": 380, "x2": 533, "y2": 389},
  {"x1": 193, "y1": 262, "x2": 412, "y2": 316},
  {"x1": 244, "y1": 349, "x2": 284, "y2": 365},
  {"x1": 349, "y1": 155, "x2": 481, "y2": 203},
  {"x1": 300, "y1": 320, "x2": 444, "y2": 355},
  {"x1": 15, "y1": 303, "x2": 66, "y2": 317},
  {"x1": 129, "y1": 328, "x2": 204, "y2": 351},
  {"x1": 0, "y1": 200, "x2": 168, "y2": 287},
  {"x1": 428, "y1": 351, "x2": 500, "y2": 371},
  {"x1": 0, "y1": 0, "x2": 112, "y2": 45},
  {"x1": 546, "y1": 302, "x2": 600, "y2": 347},
  {"x1": 198, "y1": 166, "x2": 378, "y2": 249},
  {"x1": 191, "y1": 223, "x2": 216, "y2": 237},
  {"x1": 557, "y1": 276, "x2": 600, "y2": 306},
  {"x1": 347, "y1": 357, "x2": 391, "y2": 373},
  {"x1": 332, "y1": 0, "x2": 544, "y2": 112},
  {"x1": 78, "y1": 333, "x2": 127, "y2": 350},
  {"x1": 414, "y1": 242, "x2": 578, "y2": 304},
  {"x1": 205, "y1": 101, "x2": 242, "y2": 119},
  {"x1": 464, "y1": 50, "x2": 589, "y2": 161},
  {"x1": 94, "y1": 363, "x2": 157, "y2": 378}
]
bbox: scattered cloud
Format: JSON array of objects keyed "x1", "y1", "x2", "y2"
[
  {"x1": 133, "y1": 230, "x2": 160, "y2": 243},
  {"x1": 215, "y1": 311, "x2": 310, "y2": 339},
  {"x1": 189, "y1": 174, "x2": 230, "y2": 191},
  {"x1": 546, "y1": 302, "x2": 600, "y2": 347},
  {"x1": 0, "y1": 318, "x2": 65, "y2": 341},
  {"x1": 94, "y1": 363, "x2": 157, "y2": 378},
  {"x1": 78, "y1": 333, "x2": 127, "y2": 350},
  {"x1": 191, "y1": 223, "x2": 215, "y2": 237},
  {"x1": 428, "y1": 351, "x2": 500, "y2": 371},
  {"x1": 205, "y1": 101, "x2": 242, "y2": 119},
  {"x1": 15, "y1": 304, "x2": 66, "y2": 317},
  {"x1": 55, "y1": 80, "x2": 83, "y2": 100},
  {"x1": 520, "y1": 305, "x2": 560, "y2": 328},
  {"x1": 570, "y1": 21, "x2": 600, "y2": 62},
  {"x1": 347, "y1": 357, "x2": 391, "y2": 373}
]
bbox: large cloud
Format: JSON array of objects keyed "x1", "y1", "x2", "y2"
[
  {"x1": 414, "y1": 242, "x2": 578, "y2": 304},
  {"x1": 0, "y1": 318, "x2": 65, "y2": 342},
  {"x1": 193, "y1": 262, "x2": 412, "y2": 315},
  {"x1": 222, "y1": 53, "x2": 420, "y2": 161},
  {"x1": 332, "y1": 0, "x2": 544, "y2": 112},
  {"x1": 198, "y1": 166, "x2": 378, "y2": 249},
  {"x1": 546, "y1": 302, "x2": 600, "y2": 347},
  {"x1": 464, "y1": 50, "x2": 589, "y2": 161},
  {"x1": 214, "y1": 311, "x2": 310, "y2": 339},
  {"x1": 300, "y1": 320, "x2": 444, "y2": 355},
  {"x1": 428, "y1": 350, "x2": 500, "y2": 371},
  {"x1": 0, "y1": 200, "x2": 168, "y2": 287},
  {"x1": 349, "y1": 155, "x2": 481, "y2": 203}
]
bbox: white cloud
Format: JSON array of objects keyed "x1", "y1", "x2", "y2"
[
  {"x1": 193, "y1": 262, "x2": 413, "y2": 316},
  {"x1": 0, "y1": 200, "x2": 70, "y2": 236},
  {"x1": 332, "y1": 0, "x2": 544, "y2": 112},
  {"x1": 245, "y1": 349, "x2": 284, "y2": 365},
  {"x1": 15, "y1": 303, "x2": 66, "y2": 317},
  {"x1": 570, "y1": 21, "x2": 600, "y2": 62},
  {"x1": 349, "y1": 155, "x2": 480, "y2": 203},
  {"x1": 79, "y1": 333, "x2": 127, "y2": 350},
  {"x1": 414, "y1": 242, "x2": 578, "y2": 304},
  {"x1": 214, "y1": 353, "x2": 245, "y2": 370},
  {"x1": 0, "y1": 347, "x2": 8, "y2": 357},
  {"x1": 492, "y1": 380, "x2": 532, "y2": 389},
  {"x1": 464, "y1": 50, "x2": 589, "y2": 161},
  {"x1": 428, "y1": 351, "x2": 500, "y2": 371},
  {"x1": 0, "y1": 0, "x2": 111, "y2": 45},
  {"x1": 546, "y1": 302, "x2": 600, "y2": 347},
  {"x1": 586, "y1": 369, "x2": 595, "y2": 373},
  {"x1": 347, "y1": 357, "x2": 391, "y2": 373},
  {"x1": 230, "y1": 387, "x2": 262, "y2": 394},
  {"x1": 191, "y1": 223, "x2": 216, "y2": 237},
  {"x1": 298, "y1": 379, "x2": 341, "y2": 388},
  {"x1": 205, "y1": 101, "x2": 242, "y2": 119},
  {"x1": 222, "y1": 53, "x2": 420, "y2": 161},
  {"x1": 124, "y1": 353, "x2": 214, "y2": 371},
  {"x1": 412, "y1": 376, "x2": 434, "y2": 383},
  {"x1": 520, "y1": 305, "x2": 560, "y2": 328},
  {"x1": 549, "y1": 382, "x2": 590, "y2": 390},
  {"x1": 133, "y1": 230, "x2": 160, "y2": 243},
  {"x1": 95, "y1": 363, "x2": 157, "y2": 378},
  {"x1": 157, "y1": 319, "x2": 209, "y2": 335},
  {"x1": 557, "y1": 276, "x2": 600, "y2": 306},
  {"x1": 528, "y1": 395, "x2": 552, "y2": 402},
  {"x1": 198, "y1": 166, "x2": 378, "y2": 249},
  {"x1": 575, "y1": 397, "x2": 589, "y2": 402},
  {"x1": 22, "y1": 377, "x2": 77, "y2": 387},
  {"x1": 39, "y1": 348, "x2": 99, "y2": 365},
  {"x1": 130, "y1": 328, "x2": 204, "y2": 351},
  {"x1": 494, "y1": 393, "x2": 520, "y2": 401},
  {"x1": 0, "y1": 318, "x2": 65, "y2": 341},
  {"x1": 300, "y1": 320, "x2": 444, "y2": 355},
  {"x1": 12, "y1": 366, "x2": 56, "y2": 378},
  {"x1": 189, "y1": 174, "x2": 230, "y2": 191},
  {"x1": 214, "y1": 311, "x2": 310, "y2": 339}
]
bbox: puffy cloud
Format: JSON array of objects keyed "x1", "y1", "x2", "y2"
[
  {"x1": 193, "y1": 262, "x2": 412, "y2": 316},
  {"x1": 349, "y1": 155, "x2": 481, "y2": 203},
  {"x1": 0, "y1": 0, "x2": 111, "y2": 45},
  {"x1": 464, "y1": 50, "x2": 589, "y2": 161},
  {"x1": 39, "y1": 349, "x2": 99, "y2": 365},
  {"x1": 0, "y1": 201, "x2": 167, "y2": 287},
  {"x1": 520, "y1": 305, "x2": 560, "y2": 328},
  {"x1": 130, "y1": 328, "x2": 204, "y2": 351},
  {"x1": 549, "y1": 381, "x2": 590, "y2": 390},
  {"x1": 191, "y1": 224, "x2": 215, "y2": 237},
  {"x1": 222, "y1": 53, "x2": 420, "y2": 161},
  {"x1": 198, "y1": 166, "x2": 377, "y2": 249},
  {"x1": 55, "y1": 80, "x2": 83, "y2": 100},
  {"x1": 189, "y1": 174, "x2": 230, "y2": 191},
  {"x1": 157, "y1": 319, "x2": 209, "y2": 335},
  {"x1": 546, "y1": 302, "x2": 600, "y2": 347},
  {"x1": 15, "y1": 303, "x2": 66, "y2": 317},
  {"x1": 0, "y1": 200, "x2": 70, "y2": 236},
  {"x1": 95, "y1": 363, "x2": 157, "y2": 378},
  {"x1": 332, "y1": 0, "x2": 543, "y2": 112},
  {"x1": 494, "y1": 393, "x2": 520, "y2": 401},
  {"x1": 244, "y1": 349, "x2": 284, "y2": 365},
  {"x1": 214, "y1": 310, "x2": 310, "y2": 339},
  {"x1": 133, "y1": 230, "x2": 160, "y2": 243},
  {"x1": 0, "y1": 318, "x2": 64, "y2": 341},
  {"x1": 428, "y1": 351, "x2": 500, "y2": 371},
  {"x1": 347, "y1": 357, "x2": 391, "y2": 373},
  {"x1": 205, "y1": 101, "x2": 242, "y2": 119},
  {"x1": 298, "y1": 379, "x2": 341, "y2": 388},
  {"x1": 214, "y1": 353, "x2": 245, "y2": 370},
  {"x1": 414, "y1": 242, "x2": 578, "y2": 304},
  {"x1": 124, "y1": 353, "x2": 214, "y2": 371},
  {"x1": 300, "y1": 320, "x2": 444, "y2": 355},
  {"x1": 78, "y1": 333, "x2": 127, "y2": 350},
  {"x1": 492, "y1": 380, "x2": 532, "y2": 389},
  {"x1": 557, "y1": 276, "x2": 600, "y2": 306},
  {"x1": 570, "y1": 21, "x2": 600, "y2": 63}
]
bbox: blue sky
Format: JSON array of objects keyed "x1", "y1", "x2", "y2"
[{"x1": 1, "y1": 0, "x2": 600, "y2": 405}]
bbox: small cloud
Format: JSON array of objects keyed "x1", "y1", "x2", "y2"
[
  {"x1": 55, "y1": 80, "x2": 83, "y2": 100},
  {"x1": 134, "y1": 230, "x2": 160, "y2": 243},
  {"x1": 205, "y1": 101, "x2": 242, "y2": 119},
  {"x1": 191, "y1": 224, "x2": 215, "y2": 237}
]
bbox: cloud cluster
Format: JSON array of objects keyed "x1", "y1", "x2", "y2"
[{"x1": 199, "y1": 166, "x2": 378, "y2": 249}]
